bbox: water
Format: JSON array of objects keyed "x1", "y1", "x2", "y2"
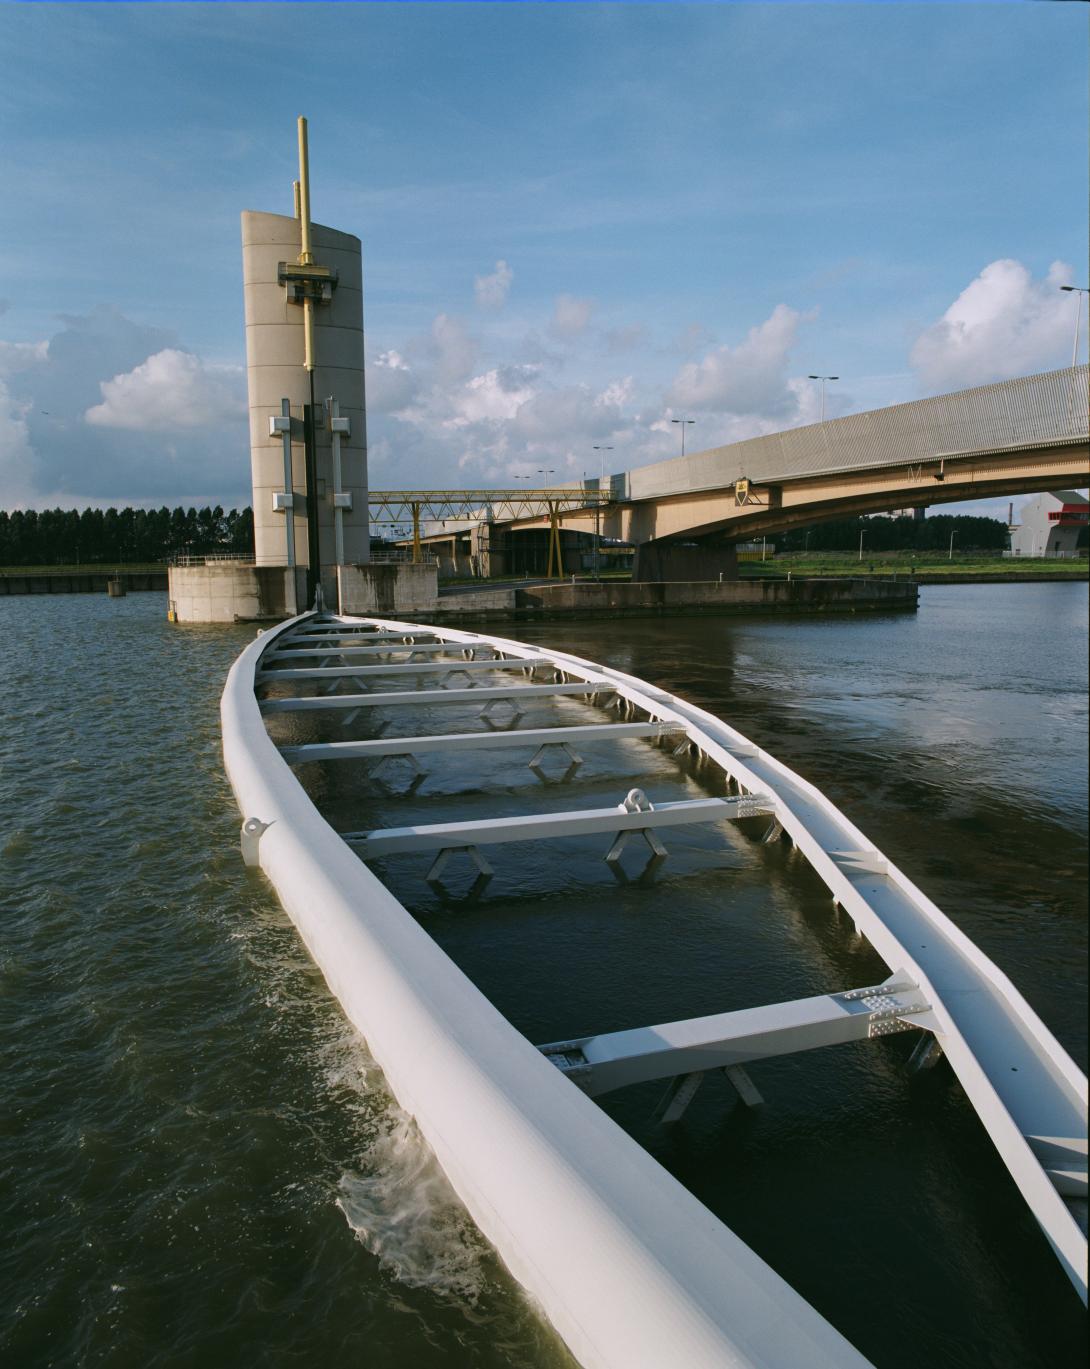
[{"x1": 1, "y1": 584, "x2": 1085, "y2": 1368}]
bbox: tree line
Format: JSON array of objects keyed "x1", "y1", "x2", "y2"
[
  {"x1": 776, "y1": 513, "x2": 1010, "y2": 554},
  {"x1": 0, "y1": 506, "x2": 255, "y2": 566}
]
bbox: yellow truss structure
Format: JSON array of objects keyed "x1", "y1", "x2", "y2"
[{"x1": 367, "y1": 489, "x2": 610, "y2": 576}]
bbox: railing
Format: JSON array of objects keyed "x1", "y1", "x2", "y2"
[
  {"x1": 622, "y1": 366, "x2": 1090, "y2": 501},
  {"x1": 169, "y1": 552, "x2": 255, "y2": 567}
]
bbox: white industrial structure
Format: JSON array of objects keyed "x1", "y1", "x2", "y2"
[
  {"x1": 1009, "y1": 489, "x2": 1089, "y2": 558},
  {"x1": 222, "y1": 612, "x2": 1087, "y2": 1368}
]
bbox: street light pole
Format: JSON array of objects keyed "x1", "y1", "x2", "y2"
[
  {"x1": 949, "y1": 529, "x2": 956, "y2": 561},
  {"x1": 808, "y1": 374, "x2": 839, "y2": 423},
  {"x1": 858, "y1": 526, "x2": 865, "y2": 562},
  {"x1": 537, "y1": 468, "x2": 555, "y2": 489},
  {"x1": 1060, "y1": 285, "x2": 1089, "y2": 368},
  {"x1": 670, "y1": 418, "x2": 695, "y2": 457},
  {"x1": 592, "y1": 445, "x2": 613, "y2": 580}
]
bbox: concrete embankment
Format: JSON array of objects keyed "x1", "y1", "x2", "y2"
[
  {"x1": 414, "y1": 575, "x2": 918, "y2": 623},
  {"x1": 0, "y1": 569, "x2": 168, "y2": 595}
]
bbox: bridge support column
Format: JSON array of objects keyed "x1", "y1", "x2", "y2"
[{"x1": 632, "y1": 540, "x2": 739, "y2": 583}]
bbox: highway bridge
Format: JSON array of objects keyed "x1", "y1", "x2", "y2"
[{"x1": 496, "y1": 366, "x2": 1089, "y2": 578}]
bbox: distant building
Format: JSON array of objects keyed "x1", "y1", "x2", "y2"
[{"x1": 1009, "y1": 490, "x2": 1089, "y2": 557}]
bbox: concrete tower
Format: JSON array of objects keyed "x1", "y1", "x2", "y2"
[
  {"x1": 168, "y1": 119, "x2": 436, "y2": 623},
  {"x1": 242, "y1": 118, "x2": 369, "y2": 601}
]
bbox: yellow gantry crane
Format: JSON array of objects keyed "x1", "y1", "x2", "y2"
[{"x1": 367, "y1": 488, "x2": 611, "y2": 577}]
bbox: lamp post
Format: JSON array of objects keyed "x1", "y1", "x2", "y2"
[
  {"x1": 592, "y1": 445, "x2": 613, "y2": 580},
  {"x1": 1060, "y1": 286, "x2": 1089, "y2": 368},
  {"x1": 537, "y1": 468, "x2": 555, "y2": 489},
  {"x1": 858, "y1": 525, "x2": 866, "y2": 562},
  {"x1": 949, "y1": 529, "x2": 956, "y2": 561},
  {"x1": 671, "y1": 418, "x2": 695, "y2": 457},
  {"x1": 808, "y1": 374, "x2": 839, "y2": 423}
]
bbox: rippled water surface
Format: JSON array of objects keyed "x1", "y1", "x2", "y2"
[{"x1": 1, "y1": 585, "x2": 1086, "y2": 1368}]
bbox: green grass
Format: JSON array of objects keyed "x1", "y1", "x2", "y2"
[{"x1": 739, "y1": 552, "x2": 1087, "y2": 578}]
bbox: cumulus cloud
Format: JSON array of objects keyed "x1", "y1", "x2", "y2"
[
  {"x1": 0, "y1": 309, "x2": 251, "y2": 508},
  {"x1": 550, "y1": 294, "x2": 594, "y2": 339},
  {"x1": 910, "y1": 259, "x2": 1076, "y2": 391},
  {"x1": 665, "y1": 304, "x2": 806, "y2": 417},
  {"x1": 430, "y1": 313, "x2": 478, "y2": 386},
  {"x1": 448, "y1": 365, "x2": 538, "y2": 427},
  {"x1": 366, "y1": 350, "x2": 419, "y2": 415},
  {"x1": 474, "y1": 259, "x2": 513, "y2": 310},
  {"x1": 85, "y1": 348, "x2": 244, "y2": 431}
]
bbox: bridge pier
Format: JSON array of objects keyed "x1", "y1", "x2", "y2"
[{"x1": 632, "y1": 540, "x2": 739, "y2": 583}]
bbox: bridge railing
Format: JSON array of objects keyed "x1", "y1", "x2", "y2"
[{"x1": 623, "y1": 366, "x2": 1089, "y2": 501}]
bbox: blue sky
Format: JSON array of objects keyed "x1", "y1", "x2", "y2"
[{"x1": 0, "y1": 1, "x2": 1086, "y2": 517}]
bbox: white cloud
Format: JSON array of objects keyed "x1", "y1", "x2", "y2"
[
  {"x1": 550, "y1": 294, "x2": 594, "y2": 339},
  {"x1": 910, "y1": 259, "x2": 1075, "y2": 391},
  {"x1": 430, "y1": 313, "x2": 478, "y2": 386},
  {"x1": 0, "y1": 377, "x2": 38, "y2": 505},
  {"x1": 84, "y1": 348, "x2": 243, "y2": 431},
  {"x1": 0, "y1": 340, "x2": 48, "y2": 377},
  {"x1": 367, "y1": 349, "x2": 419, "y2": 414},
  {"x1": 511, "y1": 381, "x2": 624, "y2": 443},
  {"x1": 474, "y1": 259, "x2": 513, "y2": 310},
  {"x1": 665, "y1": 304, "x2": 807, "y2": 417},
  {"x1": 448, "y1": 366, "x2": 538, "y2": 427}
]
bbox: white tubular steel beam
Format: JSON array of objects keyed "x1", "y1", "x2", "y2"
[
  {"x1": 260, "y1": 682, "x2": 617, "y2": 713},
  {"x1": 257, "y1": 657, "x2": 550, "y2": 682},
  {"x1": 434, "y1": 622, "x2": 1089, "y2": 1301},
  {"x1": 223, "y1": 610, "x2": 873, "y2": 1369},
  {"x1": 272, "y1": 642, "x2": 483, "y2": 659},
  {"x1": 344, "y1": 794, "x2": 773, "y2": 858},
  {"x1": 280, "y1": 721, "x2": 683, "y2": 765},
  {"x1": 539, "y1": 980, "x2": 931, "y2": 1098}
]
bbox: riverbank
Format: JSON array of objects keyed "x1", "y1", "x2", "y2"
[
  {"x1": 739, "y1": 551, "x2": 1087, "y2": 581},
  {"x1": 0, "y1": 567, "x2": 168, "y2": 594}
]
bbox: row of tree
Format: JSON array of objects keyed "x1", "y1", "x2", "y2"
[
  {"x1": 776, "y1": 513, "x2": 1010, "y2": 554},
  {"x1": 0, "y1": 506, "x2": 255, "y2": 566}
]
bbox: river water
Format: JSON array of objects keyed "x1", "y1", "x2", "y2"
[{"x1": 1, "y1": 584, "x2": 1085, "y2": 1368}]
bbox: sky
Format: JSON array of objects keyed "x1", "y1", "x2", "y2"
[{"x1": 0, "y1": 1, "x2": 1087, "y2": 522}]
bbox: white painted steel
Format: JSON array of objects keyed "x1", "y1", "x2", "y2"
[
  {"x1": 345, "y1": 795, "x2": 771, "y2": 858},
  {"x1": 303, "y1": 610, "x2": 1088, "y2": 1302},
  {"x1": 541, "y1": 980, "x2": 932, "y2": 1097},
  {"x1": 222, "y1": 611, "x2": 872, "y2": 1369},
  {"x1": 256, "y1": 657, "x2": 549, "y2": 682},
  {"x1": 280, "y1": 721, "x2": 684, "y2": 764},
  {"x1": 260, "y1": 682, "x2": 616, "y2": 713},
  {"x1": 272, "y1": 642, "x2": 488, "y2": 658}
]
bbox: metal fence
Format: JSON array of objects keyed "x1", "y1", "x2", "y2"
[{"x1": 623, "y1": 366, "x2": 1089, "y2": 501}]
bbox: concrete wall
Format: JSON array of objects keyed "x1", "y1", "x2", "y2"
[
  {"x1": 338, "y1": 561, "x2": 438, "y2": 614},
  {"x1": 632, "y1": 541, "x2": 738, "y2": 582},
  {"x1": 168, "y1": 564, "x2": 304, "y2": 623},
  {"x1": 513, "y1": 576, "x2": 917, "y2": 618},
  {"x1": 241, "y1": 211, "x2": 369, "y2": 569}
]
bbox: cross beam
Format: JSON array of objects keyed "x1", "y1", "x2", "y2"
[
  {"x1": 260, "y1": 682, "x2": 616, "y2": 713},
  {"x1": 256, "y1": 656, "x2": 551, "y2": 682},
  {"x1": 539, "y1": 979, "x2": 932, "y2": 1098},
  {"x1": 279, "y1": 720, "x2": 684, "y2": 765},
  {"x1": 342, "y1": 793, "x2": 773, "y2": 858}
]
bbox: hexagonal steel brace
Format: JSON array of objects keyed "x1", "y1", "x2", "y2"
[{"x1": 426, "y1": 845, "x2": 494, "y2": 882}]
